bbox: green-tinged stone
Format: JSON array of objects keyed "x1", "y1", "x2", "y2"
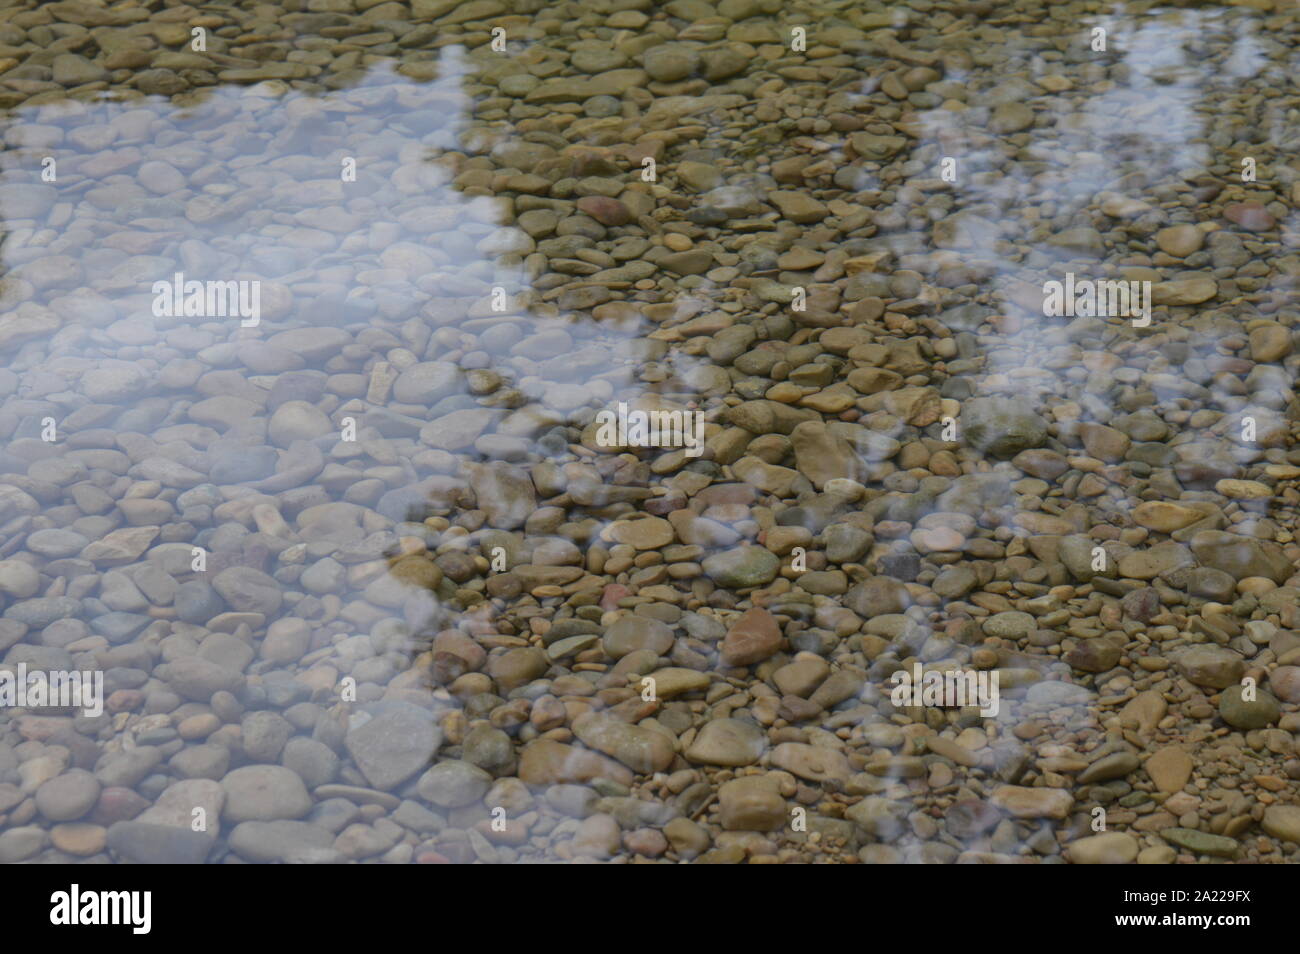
[
  {"x1": 545, "y1": 634, "x2": 598, "y2": 661},
  {"x1": 702, "y1": 548, "x2": 779, "y2": 589},
  {"x1": 1160, "y1": 828, "x2": 1238, "y2": 858},
  {"x1": 1218, "y1": 686, "x2": 1280, "y2": 729}
]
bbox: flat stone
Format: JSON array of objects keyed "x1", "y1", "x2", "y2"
[
  {"x1": 983, "y1": 611, "x2": 1035, "y2": 639},
  {"x1": 1268, "y1": 666, "x2": 1300, "y2": 703},
  {"x1": 416, "y1": 760, "x2": 490, "y2": 808},
  {"x1": 1117, "y1": 541, "x2": 1194, "y2": 580},
  {"x1": 720, "y1": 608, "x2": 781, "y2": 666},
  {"x1": 572, "y1": 712, "x2": 675, "y2": 773},
  {"x1": 1132, "y1": 501, "x2": 1204, "y2": 533},
  {"x1": 50, "y1": 822, "x2": 107, "y2": 856},
  {"x1": 35, "y1": 769, "x2": 100, "y2": 822},
  {"x1": 1261, "y1": 805, "x2": 1300, "y2": 845},
  {"x1": 1078, "y1": 752, "x2": 1140, "y2": 784},
  {"x1": 645, "y1": 667, "x2": 709, "y2": 699},
  {"x1": 1161, "y1": 828, "x2": 1238, "y2": 858},
  {"x1": 1069, "y1": 832, "x2": 1139, "y2": 864},
  {"x1": 1145, "y1": 748, "x2": 1193, "y2": 793},
  {"x1": 105, "y1": 822, "x2": 213, "y2": 864},
  {"x1": 1155, "y1": 224, "x2": 1203, "y2": 257},
  {"x1": 684, "y1": 718, "x2": 767, "y2": 766},
  {"x1": 220, "y1": 766, "x2": 312, "y2": 823},
  {"x1": 1174, "y1": 645, "x2": 1244, "y2": 689},
  {"x1": 990, "y1": 785, "x2": 1073, "y2": 819},
  {"x1": 603, "y1": 615, "x2": 675, "y2": 659},
  {"x1": 718, "y1": 775, "x2": 785, "y2": 831},
  {"x1": 770, "y1": 742, "x2": 851, "y2": 783},
  {"x1": 702, "y1": 548, "x2": 780, "y2": 589},
  {"x1": 136, "y1": 779, "x2": 224, "y2": 832},
  {"x1": 606, "y1": 516, "x2": 674, "y2": 550},
  {"x1": 1218, "y1": 685, "x2": 1279, "y2": 729},
  {"x1": 1249, "y1": 323, "x2": 1291, "y2": 362},
  {"x1": 1151, "y1": 277, "x2": 1217, "y2": 305},
  {"x1": 228, "y1": 820, "x2": 337, "y2": 863},
  {"x1": 344, "y1": 704, "x2": 442, "y2": 791},
  {"x1": 960, "y1": 397, "x2": 1047, "y2": 458}
]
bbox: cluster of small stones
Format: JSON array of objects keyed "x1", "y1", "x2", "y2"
[{"x1": 1, "y1": 0, "x2": 1299, "y2": 865}]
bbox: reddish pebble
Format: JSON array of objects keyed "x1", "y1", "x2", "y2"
[
  {"x1": 16, "y1": 715, "x2": 71, "y2": 742},
  {"x1": 415, "y1": 851, "x2": 451, "y2": 864},
  {"x1": 1224, "y1": 201, "x2": 1275, "y2": 232},
  {"x1": 624, "y1": 828, "x2": 669, "y2": 858},
  {"x1": 1270, "y1": 666, "x2": 1300, "y2": 704},
  {"x1": 721, "y1": 607, "x2": 782, "y2": 667},
  {"x1": 90, "y1": 786, "x2": 149, "y2": 826},
  {"x1": 575, "y1": 195, "x2": 632, "y2": 227},
  {"x1": 644, "y1": 495, "x2": 686, "y2": 515},
  {"x1": 106, "y1": 689, "x2": 144, "y2": 713},
  {"x1": 600, "y1": 583, "x2": 630, "y2": 610}
]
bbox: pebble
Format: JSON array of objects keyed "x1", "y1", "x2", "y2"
[
  {"x1": 960, "y1": 398, "x2": 1046, "y2": 458},
  {"x1": 228, "y1": 820, "x2": 337, "y2": 863},
  {"x1": 720, "y1": 608, "x2": 781, "y2": 667},
  {"x1": 343, "y1": 704, "x2": 441, "y2": 791},
  {"x1": 718, "y1": 777, "x2": 785, "y2": 831},
  {"x1": 1223, "y1": 201, "x2": 1275, "y2": 231},
  {"x1": 603, "y1": 616, "x2": 675, "y2": 659},
  {"x1": 49, "y1": 823, "x2": 107, "y2": 857},
  {"x1": 1144, "y1": 748, "x2": 1194, "y2": 793},
  {"x1": 990, "y1": 787, "x2": 1073, "y2": 820},
  {"x1": 1218, "y1": 686, "x2": 1280, "y2": 729},
  {"x1": 1160, "y1": 828, "x2": 1239, "y2": 859},
  {"x1": 1068, "y1": 832, "x2": 1139, "y2": 864},
  {"x1": 106, "y1": 822, "x2": 214, "y2": 864},
  {"x1": 1154, "y1": 224, "x2": 1203, "y2": 257},
  {"x1": 220, "y1": 767, "x2": 313, "y2": 823},
  {"x1": 1261, "y1": 805, "x2": 1300, "y2": 845},
  {"x1": 572, "y1": 713, "x2": 675, "y2": 774},
  {"x1": 684, "y1": 719, "x2": 767, "y2": 767},
  {"x1": 34, "y1": 770, "x2": 101, "y2": 822}
]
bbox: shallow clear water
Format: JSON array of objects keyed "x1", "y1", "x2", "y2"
[{"x1": 0, "y1": 0, "x2": 1298, "y2": 865}]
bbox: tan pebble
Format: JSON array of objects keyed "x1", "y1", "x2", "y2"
[
  {"x1": 1154, "y1": 224, "x2": 1204, "y2": 257},
  {"x1": 1069, "y1": 832, "x2": 1139, "y2": 864},
  {"x1": 925, "y1": 736, "x2": 978, "y2": 766},
  {"x1": 571, "y1": 814, "x2": 622, "y2": 859},
  {"x1": 177, "y1": 713, "x2": 221, "y2": 740},
  {"x1": 1137, "y1": 845, "x2": 1177, "y2": 864},
  {"x1": 1236, "y1": 577, "x2": 1276, "y2": 596},
  {"x1": 1145, "y1": 747, "x2": 1194, "y2": 793},
  {"x1": 910, "y1": 527, "x2": 964, "y2": 553},
  {"x1": 50, "y1": 823, "x2": 107, "y2": 856},
  {"x1": 990, "y1": 785, "x2": 1073, "y2": 819},
  {"x1": 1215, "y1": 478, "x2": 1271, "y2": 500},
  {"x1": 1132, "y1": 501, "x2": 1204, "y2": 533},
  {"x1": 1164, "y1": 792, "x2": 1200, "y2": 815}
]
